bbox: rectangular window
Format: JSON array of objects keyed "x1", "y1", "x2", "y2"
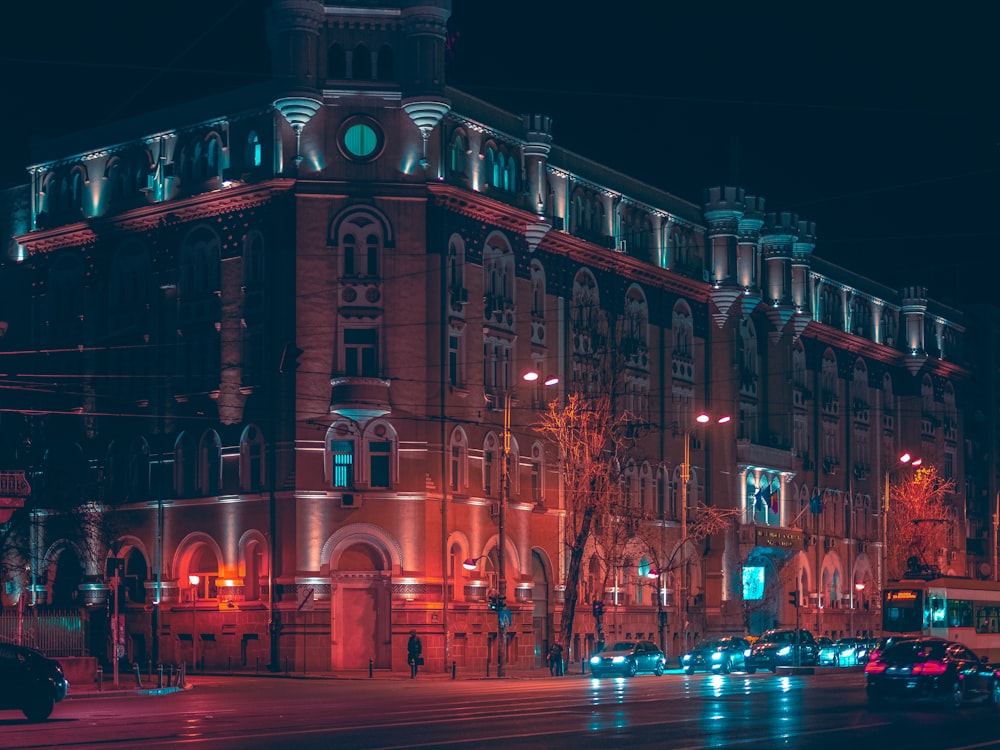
[
  {"x1": 331, "y1": 440, "x2": 354, "y2": 488},
  {"x1": 531, "y1": 460, "x2": 541, "y2": 502},
  {"x1": 345, "y1": 329, "x2": 378, "y2": 377},
  {"x1": 369, "y1": 440, "x2": 391, "y2": 488}
]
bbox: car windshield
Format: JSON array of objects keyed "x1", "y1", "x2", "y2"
[
  {"x1": 763, "y1": 631, "x2": 794, "y2": 643},
  {"x1": 880, "y1": 641, "x2": 947, "y2": 663},
  {"x1": 610, "y1": 642, "x2": 636, "y2": 651},
  {"x1": 701, "y1": 639, "x2": 728, "y2": 650}
]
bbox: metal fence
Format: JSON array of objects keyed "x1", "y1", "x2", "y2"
[{"x1": 0, "y1": 611, "x2": 87, "y2": 656}]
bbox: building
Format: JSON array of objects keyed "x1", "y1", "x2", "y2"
[{"x1": 0, "y1": 0, "x2": 972, "y2": 672}]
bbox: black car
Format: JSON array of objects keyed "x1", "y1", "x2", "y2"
[
  {"x1": 682, "y1": 636, "x2": 751, "y2": 674},
  {"x1": 743, "y1": 628, "x2": 819, "y2": 673},
  {"x1": 589, "y1": 640, "x2": 667, "y2": 678},
  {"x1": 0, "y1": 641, "x2": 69, "y2": 721},
  {"x1": 865, "y1": 636, "x2": 1000, "y2": 709}
]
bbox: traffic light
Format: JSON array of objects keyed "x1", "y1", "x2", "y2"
[
  {"x1": 488, "y1": 595, "x2": 504, "y2": 611},
  {"x1": 788, "y1": 589, "x2": 799, "y2": 608},
  {"x1": 592, "y1": 600, "x2": 604, "y2": 618}
]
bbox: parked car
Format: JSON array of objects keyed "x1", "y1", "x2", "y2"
[
  {"x1": 743, "y1": 628, "x2": 819, "y2": 673},
  {"x1": 818, "y1": 637, "x2": 867, "y2": 667},
  {"x1": 589, "y1": 640, "x2": 666, "y2": 678},
  {"x1": 682, "y1": 636, "x2": 751, "y2": 674},
  {"x1": 865, "y1": 636, "x2": 1000, "y2": 708},
  {"x1": 0, "y1": 641, "x2": 69, "y2": 721}
]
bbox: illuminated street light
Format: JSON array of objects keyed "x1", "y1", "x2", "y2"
[
  {"x1": 679, "y1": 412, "x2": 729, "y2": 654},
  {"x1": 497, "y1": 369, "x2": 558, "y2": 677}
]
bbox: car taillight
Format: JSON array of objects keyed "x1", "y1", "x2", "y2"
[
  {"x1": 910, "y1": 661, "x2": 947, "y2": 675},
  {"x1": 865, "y1": 661, "x2": 887, "y2": 674}
]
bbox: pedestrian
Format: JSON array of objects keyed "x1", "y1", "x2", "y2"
[
  {"x1": 548, "y1": 641, "x2": 564, "y2": 676},
  {"x1": 407, "y1": 629, "x2": 422, "y2": 678}
]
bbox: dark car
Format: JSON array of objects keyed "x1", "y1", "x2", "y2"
[
  {"x1": 0, "y1": 641, "x2": 69, "y2": 721},
  {"x1": 743, "y1": 628, "x2": 819, "y2": 673},
  {"x1": 818, "y1": 637, "x2": 867, "y2": 667},
  {"x1": 865, "y1": 636, "x2": 1000, "y2": 709},
  {"x1": 589, "y1": 640, "x2": 667, "y2": 678},
  {"x1": 682, "y1": 636, "x2": 750, "y2": 674}
]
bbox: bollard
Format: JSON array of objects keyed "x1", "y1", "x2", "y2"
[
  {"x1": 451, "y1": 661, "x2": 456, "y2": 680},
  {"x1": 134, "y1": 663, "x2": 142, "y2": 688},
  {"x1": 148, "y1": 660, "x2": 153, "y2": 683},
  {"x1": 369, "y1": 658, "x2": 373, "y2": 678},
  {"x1": 158, "y1": 663, "x2": 164, "y2": 689},
  {"x1": 170, "y1": 663, "x2": 175, "y2": 687},
  {"x1": 284, "y1": 656, "x2": 289, "y2": 675},
  {"x1": 97, "y1": 666, "x2": 103, "y2": 692},
  {"x1": 581, "y1": 659, "x2": 585, "y2": 675}
]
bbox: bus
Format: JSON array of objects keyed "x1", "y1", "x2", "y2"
[{"x1": 882, "y1": 576, "x2": 1000, "y2": 661}]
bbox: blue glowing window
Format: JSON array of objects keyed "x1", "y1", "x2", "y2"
[{"x1": 344, "y1": 123, "x2": 379, "y2": 158}]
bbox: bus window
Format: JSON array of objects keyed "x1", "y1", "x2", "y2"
[
  {"x1": 976, "y1": 605, "x2": 1000, "y2": 634},
  {"x1": 947, "y1": 598, "x2": 973, "y2": 628},
  {"x1": 929, "y1": 597, "x2": 946, "y2": 626},
  {"x1": 883, "y1": 589, "x2": 923, "y2": 633}
]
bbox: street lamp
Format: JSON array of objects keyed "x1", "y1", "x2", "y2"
[
  {"x1": 851, "y1": 580, "x2": 866, "y2": 636},
  {"x1": 679, "y1": 412, "x2": 730, "y2": 653},
  {"x1": 881, "y1": 453, "x2": 921, "y2": 598},
  {"x1": 189, "y1": 574, "x2": 199, "y2": 672},
  {"x1": 497, "y1": 369, "x2": 558, "y2": 678}
]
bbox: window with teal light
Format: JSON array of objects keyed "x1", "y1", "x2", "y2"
[
  {"x1": 344, "y1": 122, "x2": 379, "y2": 158},
  {"x1": 331, "y1": 440, "x2": 354, "y2": 488}
]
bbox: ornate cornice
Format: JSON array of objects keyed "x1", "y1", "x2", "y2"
[{"x1": 16, "y1": 180, "x2": 295, "y2": 254}]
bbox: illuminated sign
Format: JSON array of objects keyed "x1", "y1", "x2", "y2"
[
  {"x1": 885, "y1": 590, "x2": 919, "y2": 605},
  {"x1": 755, "y1": 528, "x2": 804, "y2": 550}
]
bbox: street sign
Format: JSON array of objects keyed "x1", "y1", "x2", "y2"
[{"x1": 498, "y1": 609, "x2": 511, "y2": 628}]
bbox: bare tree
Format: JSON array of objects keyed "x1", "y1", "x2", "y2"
[
  {"x1": 536, "y1": 392, "x2": 627, "y2": 651},
  {"x1": 887, "y1": 465, "x2": 956, "y2": 581}
]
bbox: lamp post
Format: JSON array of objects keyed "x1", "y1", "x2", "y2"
[
  {"x1": 189, "y1": 575, "x2": 199, "y2": 672},
  {"x1": 852, "y1": 580, "x2": 866, "y2": 636},
  {"x1": 497, "y1": 370, "x2": 557, "y2": 678},
  {"x1": 646, "y1": 566, "x2": 668, "y2": 657},
  {"x1": 679, "y1": 412, "x2": 729, "y2": 653},
  {"x1": 881, "y1": 453, "x2": 921, "y2": 600}
]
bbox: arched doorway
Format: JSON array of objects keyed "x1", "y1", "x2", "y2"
[
  {"x1": 531, "y1": 551, "x2": 550, "y2": 668},
  {"x1": 332, "y1": 542, "x2": 391, "y2": 670}
]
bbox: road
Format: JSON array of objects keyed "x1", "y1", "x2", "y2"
[{"x1": 4, "y1": 670, "x2": 1000, "y2": 749}]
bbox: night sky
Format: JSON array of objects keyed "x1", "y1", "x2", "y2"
[{"x1": 2, "y1": 1, "x2": 996, "y2": 307}]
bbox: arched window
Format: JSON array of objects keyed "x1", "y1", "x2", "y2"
[
  {"x1": 247, "y1": 131, "x2": 261, "y2": 168},
  {"x1": 199, "y1": 430, "x2": 222, "y2": 496},
  {"x1": 449, "y1": 427, "x2": 468, "y2": 492},
  {"x1": 448, "y1": 132, "x2": 467, "y2": 178},
  {"x1": 174, "y1": 432, "x2": 197, "y2": 497},
  {"x1": 530, "y1": 443, "x2": 544, "y2": 504},
  {"x1": 240, "y1": 424, "x2": 265, "y2": 492},
  {"x1": 129, "y1": 437, "x2": 150, "y2": 501}
]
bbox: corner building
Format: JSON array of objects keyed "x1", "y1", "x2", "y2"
[{"x1": 0, "y1": 0, "x2": 969, "y2": 673}]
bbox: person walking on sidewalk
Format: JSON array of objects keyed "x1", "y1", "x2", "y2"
[
  {"x1": 407, "y1": 630, "x2": 422, "y2": 678},
  {"x1": 548, "y1": 641, "x2": 564, "y2": 676}
]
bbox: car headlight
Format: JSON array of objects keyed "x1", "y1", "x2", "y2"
[
  {"x1": 744, "y1": 649, "x2": 752, "y2": 657},
  {"x1": 590, "y1": 655, "x2": 601, "y2": 665},
  {"x1": 711, "y1": 652, "x2": 722, "y2": 661},
  {"x1": 777, "y1": 646, "x2": 791, "y2": 657},
  {"x1": 682, "y1": 654, "x2": 691, "y2": 662},
  {"x1": 612, "y1": 656, "x2": 625, "y2": 664}
]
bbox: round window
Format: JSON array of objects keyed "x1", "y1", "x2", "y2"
[{"x1": 340, "y1": 118, "x2": 384, "y2": 162}]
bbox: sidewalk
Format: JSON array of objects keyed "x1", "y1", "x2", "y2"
[{"x1": 65, "y1": 661, "x2": 864, "y2": 699}]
